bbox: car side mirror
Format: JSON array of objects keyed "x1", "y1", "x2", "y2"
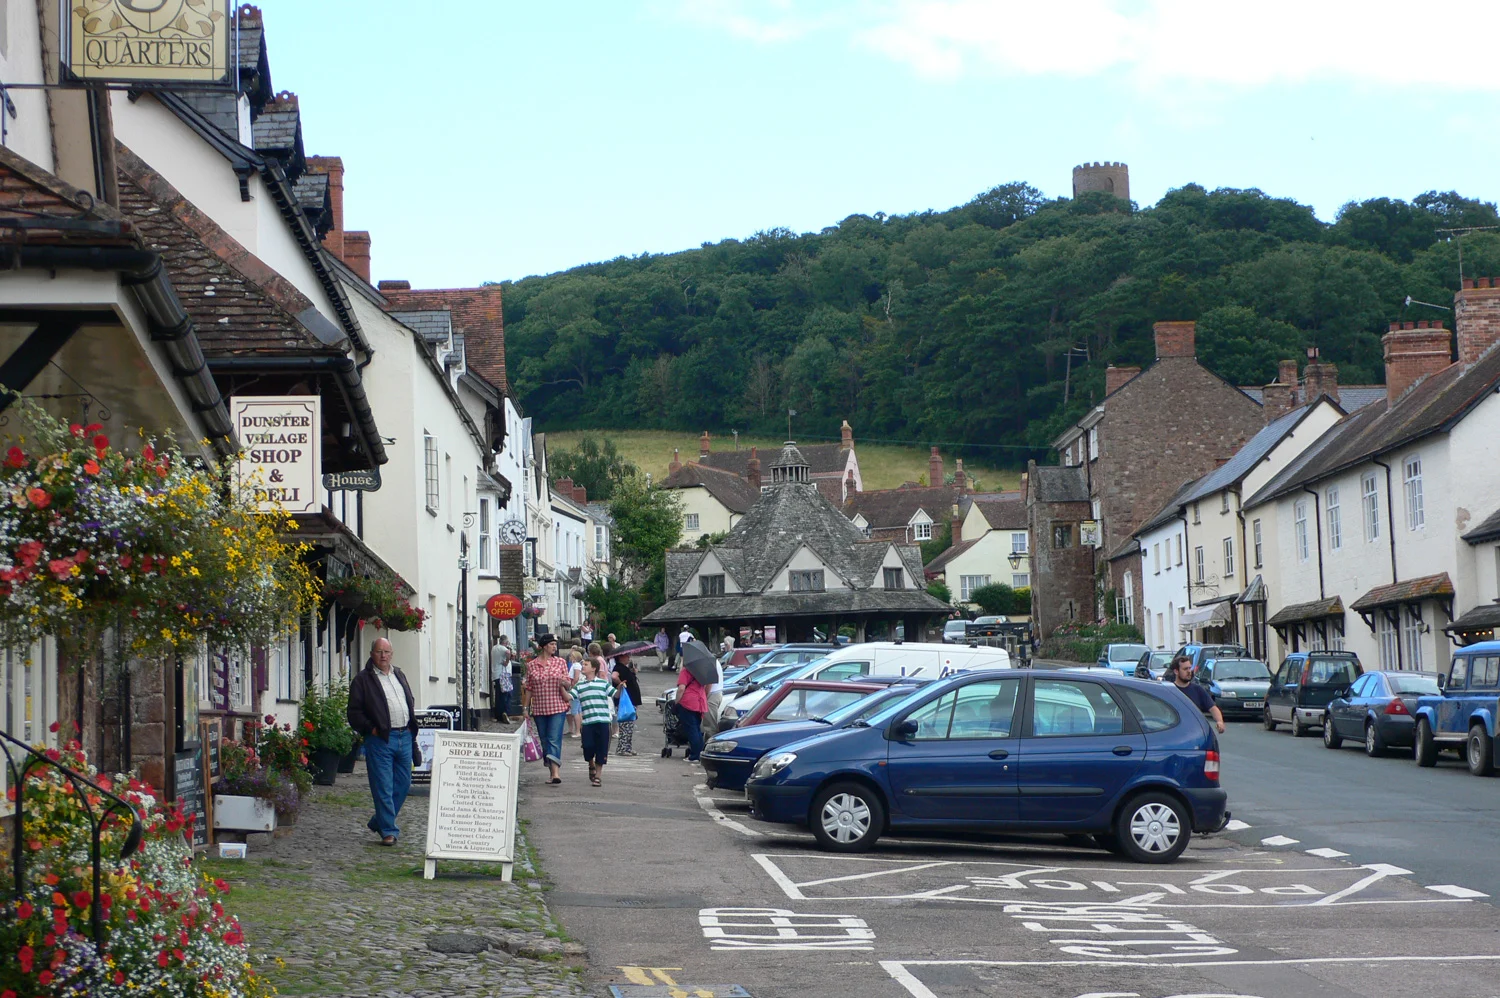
[
  {"x1": 892, "y1": 719, "x2": 919, "y2": 740},
  {"x1": 1438, "y1": 675, "x2": 1446, "y2": 689}
]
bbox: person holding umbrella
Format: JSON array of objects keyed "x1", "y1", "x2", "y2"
[{"x1": 675, "y1": 640, "x2": 719, "y2": 764}]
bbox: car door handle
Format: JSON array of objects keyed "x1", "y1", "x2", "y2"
[
  {"x1": 1112, "y1": 746, "x2": 1134, "y2": 756},
  {"x1": 988, "y1": 749, "x2": 1009, "y2": 760}
]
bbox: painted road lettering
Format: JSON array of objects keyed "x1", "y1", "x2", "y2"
[
  {"x1": 1004, "y1": 901, "x2": 1236, "y2": 960},
  {"x1": 698, "y1": 907, "x2": 874, "y2": 950}
]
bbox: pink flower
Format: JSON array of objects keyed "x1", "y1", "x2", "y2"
[{"x1": 25, "y1": 487, "x2": 49, "y2": 508}]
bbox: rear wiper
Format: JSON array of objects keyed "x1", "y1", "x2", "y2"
[{"x1": 809, "y1": 716, "x2": 831, "y2": 724}]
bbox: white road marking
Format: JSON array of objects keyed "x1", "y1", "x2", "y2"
[
  {"x1": 795, "y1": 861, "x2": 954, "y2": 890},
  {"x1": 881, "y1": 960, "x2": 940, "y2": 998},
  {"x1": 1259, "y1": 835, "x2": 1299, "y2": 846},
  {"x1": 692, "y1": 784, "x2": 761, "y2": 838},
  {"x1": 1224, "y1": 819, "x2": 1251, "y2": 831},
  {"x1": 1311, "y1": 863, "x2": 1411, "y2": 905},
  {"x1": 752, "y1": 853, "x2": 807, "y2": 900},
  {"x1": 1304, "y1": 847, "x2": 1348, "y2": 858},
  {"x1": 883, "y1": 954, "x2": 1500, "y2": 973},
  {"x1": 1427, "y1": 884, "x2": 1490, "y2": 898},
  {"x1": 699, "y1": 907, "x2": 873, "y2": 950}
]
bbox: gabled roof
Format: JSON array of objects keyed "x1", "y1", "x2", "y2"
[
  {"x1": 1030, "y1": 464, "x2": 1090, "y2": 503},
  {"x1": 968, "y1": 492, "x2": 1026, "y2": 531},
  {"x1": 380, "y1": 286, "x2": 508, "y2": 394},
  {"x1": 659, "y1": 463, "x2": 758, "y2": 514},
  {"x1": 1463, "y1": 508, "x2": 1500, "y2": 546},
  {"x1": 701, "y1": 442, "x2": 849, "y2": 477},
  {"x1": 923, "y1": 538, "x2": 977, "y2": 574},
  {"x1": 843, "y1": 485, "x2": 958, "y2": 530}
]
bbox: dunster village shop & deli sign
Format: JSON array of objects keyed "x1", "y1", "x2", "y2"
[{"x1": 231, "y1": 396, "x2": 320, "y2": 514}]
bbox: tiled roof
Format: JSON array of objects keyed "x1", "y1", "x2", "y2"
[
  {"x1": 1267, "y1": 596, "x2": 1345, "y2": 626},
  {"x1": 843, "y1": 484, "x2": 959, "y2": 530},
  {"x1": 659, "y1": 463, "x2": 759, "y2": 514},
  {"x1": 1350, "y1": 573, "x2": 1455, "y2": 612},
  {"x1": 1463, "y1": 508, "x2": 1500, "y2": 546},
  {"x1": 380, "y1": 286, "x2": 507, "y2": 394},
  {"x1": 0, "y1": 146, "x2": 138, "y2": 244},
  {"x1": 1241, "y1": 385, "x2": 1386, "y2": 411},
  {"x1": 389, "y1": 310, "x2": 453, "y2": 344},
  {"x1": 116, "y1": 146, "x2": 340, "y2": 356},
  {"x1": 701, "y1": 442, "x2": 849, "y2": 476},
  {"x1": 1030, "y1": 464, "x2": 1090, "y2": 503},
  {"x1": 291, "y1": 171, "x2": 330, "y2": 235},
  {"x1": 1445, "y1": 601, "x2": 1500, "y2": 634},
  {"x1": 642, "y1": 587, "x2": 950, "y2": 624},
  {"x1": 251, "y1": 92, "x2": 303, "y2": 161},
  {"x1": 969, "y1": 492, "x2": 1026, "y2": 530},
  {"x1": 923, "y1": 538, "x2": 977, "y2": 574}
]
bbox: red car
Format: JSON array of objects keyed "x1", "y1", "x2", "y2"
[
  {"x1": 735, "y1": 680, "x2": 885, "y2": 728},
  {"x1": 722, "y1": 645, "x2": 775, "y2": 669}
]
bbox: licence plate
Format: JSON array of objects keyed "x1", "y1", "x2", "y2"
[{"x1": 1243, "y1": 700, "x2": 1264, "y2": 708}]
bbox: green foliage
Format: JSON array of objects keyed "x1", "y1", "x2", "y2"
[
  {"x1": 548, "y1": 435, "x2": 637, "y2": 502},
  {"x1": 967, "y1": 582, "x2": 1030, "y2": 616},
  {"x1": 1039, "y1": 621, "x2": 1147, "y2": 663},
  {"x1": 582, "y1": 578, "x2": 643, "y2": 641},
  {"x1": 925, "y1": 578, "x2": 952, "y2": 604},
  {"x1": 608, "y1": 474, "x2": 683, "y2": 602},
  {"x1": 695, "y1": 529, "x2": 731, "y2": 549},
  {"x1": 919, "y1": 519, "x2": 952, "y2": 563},
  {"x1": 302, "y1": 680, "x2": 356, "y2": 755},
  {"x1": 500, "y1": 183, "x2": 1500, "y2": 452}
]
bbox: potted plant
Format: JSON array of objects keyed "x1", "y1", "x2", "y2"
[
  {"x1": 302, "y1": 680, "x2": 356, "y2": 786},
  {"x1": 253, "y1": 715, "x2": 313, "y2": 824},
  {"x1": 381, "y1": 598, "x2": 428, "y2": 632},
  {"x1": 212, "y1": 739, "x2": 297, "y2": 832}
]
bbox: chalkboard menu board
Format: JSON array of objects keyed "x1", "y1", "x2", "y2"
[
  {"x1": 422, "y1": 730, "x2": 521, "y2": 881},
  {"x1": 173, "y1": 748, "x2": 209, "y2": 849},
  {"x1": 411, "y1": 709, "x2": 457, "y2": 786}
]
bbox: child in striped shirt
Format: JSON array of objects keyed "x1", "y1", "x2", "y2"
[{"x1": 574, "y1": 659, "x2": 615, "y2": 786}]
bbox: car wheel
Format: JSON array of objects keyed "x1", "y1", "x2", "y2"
[
  {"x1": 1364, "y1": 720, "x2": 1386, "y2": 757},
  {"x1": 810, "y1": 782, "x2": 884, "y2": 852},
  {"x1": 1415, "y1": 718, "x2": 1438, "y2": 768},
  {"x1": 1322, "y1": 715, "x2": 1342, "y2": 749},
  {"x1": 1262, "y1": 705, "x2": 1278, "y2": 731},
  {"x1": 1290, "y1": 712, "x2": 1307, "y2": 738},
  {"x1": 1115, "y1": 792, "x2": 1192, "y2": 864},
  {"x1": 1467, "y1": 726, "x2": 1495, "y2": 777}
]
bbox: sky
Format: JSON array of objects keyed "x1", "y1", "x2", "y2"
[{"x1": 257, "y1": 0, "x2": 1500, "y2": 288}]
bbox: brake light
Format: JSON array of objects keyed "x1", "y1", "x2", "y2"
[
  {"x1": 1384, "y1": 697, "x2": 1409, "y2": 715},
  {"x1": 1204, "y1": 750, "x2": 1220, "y2": 781}
]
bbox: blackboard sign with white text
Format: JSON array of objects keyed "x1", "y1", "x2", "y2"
[{"x1": 174, "y1": 748, "x2": 208, "y2": 849}]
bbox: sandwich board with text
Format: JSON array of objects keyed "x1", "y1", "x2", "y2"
[{"x1": 422, "y1": 729, "x2": 522, "y2": 881}]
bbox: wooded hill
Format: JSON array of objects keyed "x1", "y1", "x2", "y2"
[{"x1": 499, "y1": 183, "x2": 1500, "y2": 465}]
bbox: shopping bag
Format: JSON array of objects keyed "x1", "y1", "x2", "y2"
[
  {"x1": 521, "y1": 717, "x2": 543, "y2": 763},
  {"x1": 616, "y1": 690, "x2": 637, "y2": 723}
]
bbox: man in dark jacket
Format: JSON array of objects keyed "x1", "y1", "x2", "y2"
[{"x1": 347, "y1": 637, "x2": 420, "y2": 845}]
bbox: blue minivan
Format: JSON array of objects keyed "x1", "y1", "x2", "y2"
[{"x1": 744, "y1": 669, "x2": 1228, "y2": 863}]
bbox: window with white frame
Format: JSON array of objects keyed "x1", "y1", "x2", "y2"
[
  {"x1": 1294, "y1": 500, "x2": 1310, "y2": 562},
  {"x1": 1221, "y1": 493, "x2": 1230, "y2": 513},
  {"x1": 1011, "y1": 532, "x2": 1027, "y2": 554},
  {"x1": 2, "y1": 641, "x2": 55, "y2": 752},
  {"x1": 478, "y1": 497, "x2": 493, "y2": 573},
  {"x1": 1377, "y1": 612, "x2": 1399, "y2": 670},
  {"x1": 1122, "y1": 571, "x2": 1135, "y2": 623},
  {"x1": 1176, "y1": 535, "x2": 1183, "y2": 566},
  {"x1": 595, "y1": 525, "x2": 606, "y2": 560},
  {"x1": 1326, "y1": 486, "x2": 1341, "y2": 551},
  {"x1": 1091, "y1": 499, "x2": 1101, "y2": 521},
  {"x1": 272, "y1": 629, "x2": 300, "y2": 703},
  {"x1": 1194, "y1": 545, "x2": 1205, "y2": 583},
  {"x1": 1362, "y1": 472, "x2": 1380, "y2": 541},
  {"x1": 1223, "y1": 537, "x2": 1235, "y2": 577},
  {"x1": 1252, "y1": 519, "x2": 1263, "y2": 568},
  {"x1": 912, "y1": 521, "x2": 932, "y2": 541},
  {"x1": 1012, "y1": 573, "x2": 1030, "y2": 588},
  {"x1": 1088, "y1": 426, "x2": 1099, "y2": 460},
  {"x1": 960, "y1": 575, "x2": 991, "y2": 601},
  {"x1": 684, "y1": 513, "x2": 700, "y2": 532},
  {"x1": 423, "y1": 432, "x2": 439, "y2": 512},
  {"x1": 1403, "y1": 456, "x2": 1424, "y2": 530},
  {"x1": 1401, "y1": 606, "x2": 1424, "y2": 670},
  {"x1": 1153, "y1": 543, "x2": 1161, "y2": 574}
]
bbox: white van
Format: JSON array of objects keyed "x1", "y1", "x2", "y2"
[{"x1": 720, "y1": 642, "x2": 1010, "y2": 723}]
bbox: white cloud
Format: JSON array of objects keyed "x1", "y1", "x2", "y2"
[{"x1": 669, "y1": 0, "x2": 1500, "y2": 91}]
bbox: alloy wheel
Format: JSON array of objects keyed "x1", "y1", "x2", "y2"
[
  {"x1": 1367, "y1": 725, "x2": 1376, "y2": 755},
  {"x1": 1128, "y1": 801, "x2": 1181, "y2": 854},
  {"x1": 820, "y1": 792, "x2": 872, "y2": 844}
]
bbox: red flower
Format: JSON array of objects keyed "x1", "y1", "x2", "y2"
[
  {"x1": 4, "y1": 446, "x2": 23, "y2": 468},
  {"x1": 83, "y1": 459, "x2": 100, "y2": 475},
  {"x1": 93, "y1": 434, "x2": 109, "y2": 451},
  {"x1": 114, "y1": 971, "x2": 126, "y2": 985},
  {"x1": 264, "y1": 714, "x2": 276, "y2": 724},
  {"x1": 48, "y1": 720, "x2": 60, "y2": 733},
  {"x1": 157, "y1": 951, "x2": 170, "y2": 968},
  {"x1": 84, "y1": 423, "x2": 102, "y2": 434},
  {"x1": 139, "y1": 897, "x2": 151, "y2": 912},
  {"x1": 155, "y1": 464, "x2": 168, "y2": 478},
  {"x1": 74, "y1": 549, "x2": 88, "y2": 564},
  {"x1": 69, "y1": 423, "x2": 83, "y2": 438},
  {"x1": 119, "y1": 554, "x2": 132, "y2": 568},
  {"x1": 16, "y1": 900, "x2": 32, "y2": 918},
  {"x1": 173, "y1": 948, "x2": 185, "y2": 962},
  {"x1": 213, "y1": 877, "x2": 229, "y2": 893},
  {"x1": 142, "y1": 444, "x2": 155, "y2": 463},
  {"x1": 72, "y1": 890, "x2": 92, "y2": 908},
  {"x1": 303, "y1": 720, "x2": 314, "y2": 732},
  {"x1": 36, "y1": 971, "x2": 53, "y2": 986},
  {"x1": 26, "y1": 487, "x2": 50, "y2": 508},
  {"x1": 16, "y1": 540, "x2": 41, "y2": 566},
  {"x1": 2, "y1": 988, "x2": 15, "y2": 998},
  {"x1": 49, "y1": 559, "x2": 74, "y2": 580},
  {"x1": 42, "y1": 873, "x2": 58, "y2": 886},
  {"x1": 17, "y1": 946, "x2": 33, "y2": 972}
]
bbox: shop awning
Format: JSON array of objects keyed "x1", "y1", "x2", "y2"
[
  {"x1": 1236, "y1": 575, "x2": 1267, "y2": 605},
  {"x1": 1178, "y1": 603, "x2": 1231, "y2": 629},
  {"x1": 1446, "y1": 600, "x2": 1500, "y2": 638}
]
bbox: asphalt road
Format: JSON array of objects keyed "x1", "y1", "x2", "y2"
[{"x1": 520, "y1": 664, "x2": 1500, "y2": 998}]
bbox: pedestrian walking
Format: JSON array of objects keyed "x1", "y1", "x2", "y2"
[
  {"x1": 574, "y1": 658, "x2": 613, "y2": 786},
  {"x1": 565, "y1": 647, "x2": 585, "y2": 737},
  {"x1": 346, "y1": 637, "x2": 419, "y2": 845},
  {"x1": 491, "y1": 634, "x2": 515, "y2": 723},
  {"x1": 523, "y1": 633, "x2": 574, "y2": 784},
  {"x1": 675, "y1": 664, "x2": 708, "y2": 763},
  {"x1": 704, "y1": 651, "x2": 725, "y2": 738},
  {"x1": 611, "y1": 652, "x2": 642, "y2": 755},
  {"x1": 654, "y1": 626, "x2": 671, "y2": 670},
  {"x1": 721, "y1": 633, "x2": 735, "y2": 654},
  {"x1": 1167, "y1": 654, "x2": 1226, "y2": 733}
]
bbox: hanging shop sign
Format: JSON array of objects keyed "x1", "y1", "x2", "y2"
[
  {"x1": 231, "y1": 396, "x2": 321, "y2": 514},
  {"x1": 1080, "y1": 520, "x2": 1102, "y2": 549},
  {"x1": 485, "y1": 594, "x2": 522, "y2": 620},
  {"x1": 322, "y1": 468, "x2": 382, "y2": 492},
  {"x1": 63, "y1": 0, "x2": 234, "y2": 85}
]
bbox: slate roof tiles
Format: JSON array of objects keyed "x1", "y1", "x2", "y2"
[
  {"x1": 659, "y1": 463, "x2": 759, "y2": 514},
  {"x1": 381, "y1": 286, "x2": 508, "y2": 394}
]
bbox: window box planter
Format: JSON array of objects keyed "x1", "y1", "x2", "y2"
[{"x1": 213, "y1": 794, "x2": 278, "y2": 832}]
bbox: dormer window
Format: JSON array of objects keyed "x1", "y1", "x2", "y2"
[
  {"x1": 790, "y1": 570, "x2": 825, "y2": 592},
  {"x1": 700, "y1": 574, "x2": 726, "y2": 596},
  {"x1": 912, "y1": 522, "x2": 932, "y2": 541},
  {"x1": 883, "y1": 568, "x2": 904, "y2": 590}
]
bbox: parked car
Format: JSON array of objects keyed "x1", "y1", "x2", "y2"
[
  {"x1": 744, "y1": 669, "x2": 1229, "y2": 862},
  {"x1": 966, "y1": 615, "x2": 1009, "y2": 638},
  {"x1": 657, "y1": 659, "x2": 805, "y2": 713},
  {"x1": 1173, "y1": 643, "x2": 1250, "y2": 671},
  {"x1": 702, "y1": 681, "x2": 931, "y2": 792},
  {"x1": 1194, "y1": 658, "x2": 1271, "y2": 718},
  {"x1": 1262, "y1": 651, "x2": 1363, "y2": 737},
  {"x1": 1323, "y1": 669, "x2": 1441, "y2": 756},
  {"x1": 1414, "y1": 641, "x2": 1500, "y2": 774},
  {"x1": 734, "y1": 680, "x2": 887, "y2": 729},
  {"x1": 1135, "y1": 650, "x2": 1175, "y2": 680},
  {"x1": 721, "y1": 645, "x2": 775, "y2": 673},
  {"x1": 1098, "y1": 643, "x2": 1151, "y2": 675},
  {"x1": 942, "y1": 620, "x2": 970, "y2": 643}
]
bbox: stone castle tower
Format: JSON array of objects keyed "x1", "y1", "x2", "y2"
[{"x1": 1072, "y1": 161, "x2": 1130, "y2": 202}]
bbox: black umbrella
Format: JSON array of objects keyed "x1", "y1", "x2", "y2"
[
  {"x1": 679, "y1": 640, "x2": 720, "y2": 687},
  {"x1": 603, "y1": 640, "x2": 652, "y2": 660}
]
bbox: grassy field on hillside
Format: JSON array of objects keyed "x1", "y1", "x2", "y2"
[{"x1": 544, "y1": 430, "x2": 1022, "y2": 493}]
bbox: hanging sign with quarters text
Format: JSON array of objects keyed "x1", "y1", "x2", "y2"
[
  {"x1": 231, "y1": 396, "x2": 321, "y2": 514},
  {"x1": 65, "y1": 0, "x2": 234, "y2": 85}
]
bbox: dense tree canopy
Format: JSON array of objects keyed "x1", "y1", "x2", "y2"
[{"x1": 502, "y1": 183, "x2": 1500, "y2": 464}]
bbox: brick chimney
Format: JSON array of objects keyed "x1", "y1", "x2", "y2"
[
  {"x1": 951, "y1": 503, "x2": 963, "y2": 546},
  {"x1": 554, "y1": 477, "x2": 573, "y2": 496},
  {"x1": 1105, "y1": 365, "x2": 1141, "y2": 396},
  {"x1": 954, "y1": 458, "x2": 967, "y2": 493},
  {"x1": 1262, "y1": 358, "x2": 1298, "y2": 423},
  {"x1": 1302, "y1": 350, "x2": 1340, "y2": 406},
  {"x1": 1383, "y1": 321, "x2": 1454, "y2": 405},
  {"x1": 669, "y1": 448, "x2": 681, "y2": 475},
  {"x1": 1456, "y1": 277, "x2": 1500, "y2": 365},
  {"x1": 1154, "y1": 321, "x2": 1196, "y2": 360},
  {"x1": 343, "y1": 231, "x2": 371, "y2": 282},
  {"x1": 306, "y1": 155, "x2": 372, "y2": 283},
  {"x1": 1278, "y1": 359, "x2": 1298, "y2": 390},
  {"x1": 572, "y1": 484, "x2": 588, "y2": 505},
  {"x1": 928, "y1": 446, "x2": 943, "y2": 486},
  {"x1": 699, "y1": 431, "x2": 711, "y2": 458},
  {"x1": 840, "y1": 419, "x2": 854, "y2": 451},
  {"x1": 844, "y1": 468, "x2": 855, "y2": 499},
  {"x1": 377, "y1": 279, "x2": 410, "y2": 292},
  {"x1": 747, "y1": 447, "x2": 762, "y2": 491}
]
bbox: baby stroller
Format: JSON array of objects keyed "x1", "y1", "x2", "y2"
[{"x1": 660, "y1": 693, "x2": 692, "y2": 757}]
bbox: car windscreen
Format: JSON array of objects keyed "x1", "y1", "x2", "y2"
[
  {"x1": 739, "y1": 662, "x2": 801, "y2": 686},
  {"x1": 1389, "y1": 674, "x2": 1441, "y2": 695},
  {"x1": 1109, "y1": 644, "x2": 1150, "y2": 662},
  {"x1": 1212, "y1": 660, "x2": 1270, "y2": 681},
  {"x1": 822, "y1": 683, "x2": 929, "y2": 724},
  {"x1": 944, "y1": 621, "x2": 967, "y2": 632},
  {"x1": 1149, "y1": 652, "x2": 1174, "y2": 665}
]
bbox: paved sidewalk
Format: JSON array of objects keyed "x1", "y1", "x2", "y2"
[{"x1": 202, "y1": 753, "x2": 591, "y2": 998}]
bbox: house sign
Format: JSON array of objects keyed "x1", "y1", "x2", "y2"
[
  {"x1": 64, "y1": 0, "x2": 234, "y2": 85},
  {"x1": 1080, "y1": 520, "x2": 1102, "y2": 548},
  {"x1": 322, "y1": 468, "x2": 382, "y2": 492},
  {"x1": 231, "y1": 396, "x2": 320, "y2": 514}
]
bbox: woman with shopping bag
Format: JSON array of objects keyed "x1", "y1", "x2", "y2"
[{"x1": 522, "y1": 632, "x2": 574, "y2": 784}]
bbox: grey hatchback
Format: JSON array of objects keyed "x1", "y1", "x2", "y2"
[{"x1": 1322, "y1": 670, "x2": 1441, "y2": 756}]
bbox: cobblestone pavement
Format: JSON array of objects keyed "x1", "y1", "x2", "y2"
[{"x1": 201, "y1": 737, "x2": 592, "y2": 998}]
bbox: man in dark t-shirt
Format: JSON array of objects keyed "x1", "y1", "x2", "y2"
[{"x1": 1168, "y1": 654, "x2": 1226, "y2": 733}]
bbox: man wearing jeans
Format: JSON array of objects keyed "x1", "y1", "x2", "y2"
[{"x1": 347, "y1": 638, "x2": 420, "y2": 845}]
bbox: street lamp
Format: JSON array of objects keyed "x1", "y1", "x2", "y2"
[{"x1": 1007, "y1": 551, "x2": 1023, "y2": 571}]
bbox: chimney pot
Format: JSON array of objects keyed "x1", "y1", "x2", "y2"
[
  {"x1": 669, "y1": 448, "x2": 682, "y2": 475},
  {"x1": 954, "y1": 458, "x2": 967, "y2": 493},
  {"x1": 928, "y1": 446, "x2": 943, "y2": 486},
  {"x1": 1404, "y1": 321, "x2": 1416, "y2": 330},
  {"x1": 699, "y1": 431, "x2": 711, "y2": 457},
  {"x1": 1383, "y1": 323, "x2": 1453, "y2": 404},
  {"x1": 747, "y1": 447, "x2": 762, "y2": 491},
  {"x1": 377, "y1": 279, "x2": 410, "y2": 291},
  {"x1": 840, "y1": 419, "x2": 854, "y2": 451},
  {"x1": 1464, "y1": 278, "x2": 1476, "y2": 290},
  {"x1": 1481, "y1": 277, "x2": 1493, "y2": 289},
  {"x1": 1153, "y1": 321, "x2": 1196, "y2": 360}
]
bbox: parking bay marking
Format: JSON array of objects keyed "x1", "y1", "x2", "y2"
[
  {"x1": 698, "y1": 907, "x2": 874, "y2": 950},
  {"x1": 1427, "y1": 884, "x2": 1489, "y2": 898},
  {"x1": 752, "y1": 854, "x2": 1476, "y2": 909}
]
